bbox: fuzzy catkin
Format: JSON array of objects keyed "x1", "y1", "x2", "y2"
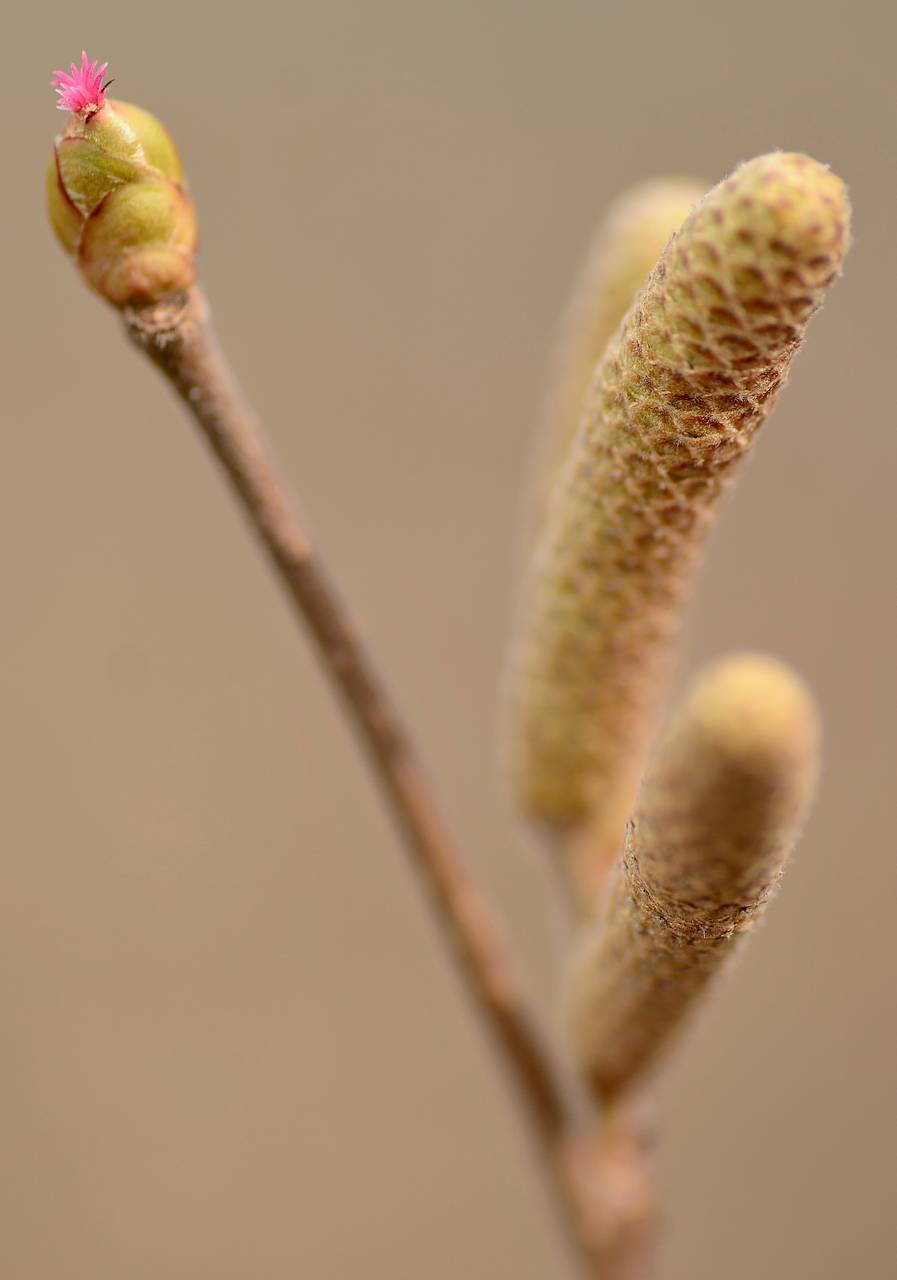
[
  {"x1": 563, "y1": 653, "x2": 820, "y2": 1101},
  {"x1": 531, "y1": 178, "x2": 704, "y2": 533},
  {"x1": 510, "y1": 153, "x2": 848, "y2": 901}
]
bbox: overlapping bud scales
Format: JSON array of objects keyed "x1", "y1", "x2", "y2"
[{"x1": 47, "y1": 55, "x2": 197, "y2": 306}]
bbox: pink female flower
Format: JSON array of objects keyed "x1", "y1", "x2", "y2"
[{"x1": 52, "y1": 51, "x2": 109, "y2": 116}]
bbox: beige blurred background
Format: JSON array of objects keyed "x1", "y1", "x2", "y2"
[{"x1": 3, "y1": 1, "x2": 893, "y2": 1275}]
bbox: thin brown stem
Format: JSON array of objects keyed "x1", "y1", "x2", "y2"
[
  {"x1": 121, "y1": 285, "x2": 619, "y2": 1268},
  {"x1": 559, "y1": 1095, "x2": 659, "y2": 1280},
  {"x1": 121, "y1": 287, "x2": 657, "y2": 1276}
]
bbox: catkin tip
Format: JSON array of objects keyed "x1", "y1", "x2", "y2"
[
  {"x1": 685, "y1": 652, "x2": 820, "y2": 779},
  {"x1": 717, "y1": 152, "x2": 850, "y2": 265}
]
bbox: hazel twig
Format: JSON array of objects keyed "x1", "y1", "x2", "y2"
[
  {"x1": 45, "y1": 53, "x2": 854, "y2": 1280},
  {"x1": 46, "y1": 56, "x2": 596, "y2": 1265},
  {"x1": 121, "y1": 287, "x2": 573, "y2": 1150}
]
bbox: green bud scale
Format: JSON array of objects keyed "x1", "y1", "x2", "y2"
[{"x1": 48, "y1": 62, "x2": 197, "y2": 307}]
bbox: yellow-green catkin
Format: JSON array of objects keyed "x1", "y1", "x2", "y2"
[
  {"x1": 563, "y1": 653, "x2": 819, "y2": 1101},
  {"x1": 531, "y1": 178, "x2": 704, "y2": 533},
  {"x1": 509, "y1": 153, "x2": 849, "y2": 904}
]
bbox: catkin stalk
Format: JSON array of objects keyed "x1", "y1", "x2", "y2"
[
  {"x1": 509, "y1": 153, "x2": 849, "y2": 906},
  {"x1": 563, "y1": 653, "x2": 820, "y2": 1101}
]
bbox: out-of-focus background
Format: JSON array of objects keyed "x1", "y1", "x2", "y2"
[{"x1": 3, "y1": 2, "x2": 893, "y2": 1276}]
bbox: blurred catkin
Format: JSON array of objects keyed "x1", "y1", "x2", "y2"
[
  {"x1": 563, "y1": 653, "x2": 820, "y2": 1101},
  {"x1": 509, "y1": 152, "x2": 849, "y2": 904},
  {"x1": 531, "y1": 178, "x2": 704, "y2": 532}
]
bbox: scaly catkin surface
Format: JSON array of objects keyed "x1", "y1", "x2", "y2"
[
  {"x1": 509, "y1": 153, "x2": 848, "y2": 902},
  {"x1": 563, "y1": 653, "x2": 820, "y2": 1101},
  {"x1": 531, "y1": 178, "x2": 704, "y2": 535}
]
